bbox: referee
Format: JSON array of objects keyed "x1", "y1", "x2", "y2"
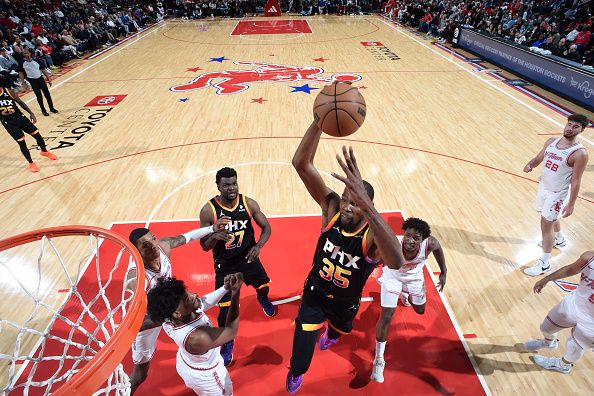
[{"x1": 18, "y1": 50, "x2": 58, "y2": 116}]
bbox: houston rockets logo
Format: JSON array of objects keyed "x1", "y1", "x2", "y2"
[{"x1": 170, "y1": 61, "x2": 362, "y2": 95}]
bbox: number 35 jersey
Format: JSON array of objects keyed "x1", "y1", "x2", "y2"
[
  {"x1": 208, "y1": 194, "x2": 256, "y2": 263},
  {"x1": 308, "y1": 212, "x2": 379, "y2": 299}
]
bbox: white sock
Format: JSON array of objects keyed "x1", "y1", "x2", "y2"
[
  {"x1": 544, "y1": 338, "x2": 556, "y2": 346},
  {"x1": 375, "y1": 340, "x2": 386, "y2": 359},
  {"x1": 541, "y1": 253, "x2": 551, "y2": 264}
]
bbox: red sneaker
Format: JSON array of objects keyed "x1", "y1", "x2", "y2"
[
  {"x1": 28, "y1": 162, "x2": 39, "y2": 172},
  {"x1": 40, "y1": 151, "x2": 58, "y2": 160}
]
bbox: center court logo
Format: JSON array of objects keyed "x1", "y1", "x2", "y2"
[{"x1": 169, "y1": 61, "x2": 362, "y2": 95}]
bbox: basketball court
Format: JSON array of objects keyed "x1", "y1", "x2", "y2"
[{"x1": 0, "y1": 14, "x2": 592, "y2": 395}]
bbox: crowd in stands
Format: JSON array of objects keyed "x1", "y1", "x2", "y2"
[
  {"x1": 171, "y1": 0, "x2": 379, "y2": 18},
  {"x1": 384, "y1": 0, "x2": 593, "y2": 66},
  {"x1": 0, "y1": 0, "x2": 166, "y2": 91}
]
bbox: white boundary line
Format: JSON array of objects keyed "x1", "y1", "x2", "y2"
[
  {"x1": 22, "y1": 22, "x2": 165, "y2": 105},
  {"x1": 378, "y1": 16, "x2": 594, "y2": 148}
]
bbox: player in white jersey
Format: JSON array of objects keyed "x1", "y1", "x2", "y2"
[
  {"x1": 370, "y1": 218, "x2": 447, "y2": 383},
  {"x1": 126, "y1": 219, "x2": 230, "y2": 394},
  {"x1": 145, "y1": 273, "x2": 243, "y2": 395},
  {"x1": 524, "y1": 251, "x2": 594, "y2": 373},
  {"x1": 523, "y1": 114, "x2": 589, "y2": 276}
]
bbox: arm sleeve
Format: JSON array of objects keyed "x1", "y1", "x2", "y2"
[
  {"x1": 182, "y1": 225, "x2": 214, "y2": 243},
  {"x1": 199, "y1": 286, "x2": 228, "y2": 312}
]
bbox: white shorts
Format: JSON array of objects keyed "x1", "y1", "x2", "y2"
[
  {"x1": 177, "y1": 355, "x2": 233, "y2": 396},
  {"x1": 536, "y1": 183, "x2": 569, "y2": 221},
  {"x1": 545, "y1": 293, "x2": 594, "y2": 351},
  {"x1": 132, "y1": 327, "x2": 161, "y2": 364},
  {"x1": 378, "y1": 266, "x2": 426, "y2": 308}
]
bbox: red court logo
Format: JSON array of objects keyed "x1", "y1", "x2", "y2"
[
  {"x1": 170, "y1": 61, "x2": 362, "y2": 95},
  {"x1": 361, "y1": 42, "x2": 384, "y2": 46},
  {"x1": 85, "y1": 95, "x2": 127, "y2": 107}
]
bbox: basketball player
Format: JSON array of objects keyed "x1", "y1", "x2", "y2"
[
  {"x1": 524, "y1": 251, "x2": 593, "y2": 373},
  {"x1": 199, "y1": 167, "x2": 277, "y2": 367},
  {"x1": 523, "y1": 114, "x2": 589, "y2": 276},
  {"x1": 127, "y1": 219, "x2": 230, "y2": 394},
  {"x1": 144, "y1": 273, "x2": 243, "y2": 395},
  {"x1": 0, "y1": 76, "x2": 57, "y2": 172},
  {"x1": 286, "y1": 120, "x2": 404, "y2": 394},
  {"x1": 370, "y1": 217, "x2": 447, "y2": 383}
]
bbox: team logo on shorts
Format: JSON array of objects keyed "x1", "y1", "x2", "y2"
[{"x1": 169, "y1": 62, "x2": 362, "y2": 95}]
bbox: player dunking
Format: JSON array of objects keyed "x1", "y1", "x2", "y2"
[
  {"x1": 143, "y1": 273, "x2": 243, "y2": 395},
  {"x1": 371, "y1": 217, "x2": 447, "y2": 383},
  {"x1": 0, "y1": 76, "x2": 56, "y2": 172},
  {"x1": 199, "y1": 167, "x2": 277, "y2": 367},
  {"x1": 523, "y1": 114, "x2": 589, "y2": 276},
  {"x1": 524, "y1": 251, "x2": 593, "y2": 373},
  {"x1": 286, "y1": 120, "x2": 404, "y2": 394},
  {"x1": 126, "y1": 220, "x2": 230, "y2": 394}
]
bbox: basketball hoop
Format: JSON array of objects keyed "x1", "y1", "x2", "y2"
[{"x1": 0, "y1": 226, "x2": 146, "y2": 395}]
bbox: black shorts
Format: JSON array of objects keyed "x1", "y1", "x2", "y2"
[
  {"x1": 296, "y1": 278, "x2": 361, "y2": 334},
  {"x1": 1, "y1": 115, "x2": 37, "y2": 141},
  {"x1": 215, "y1": 256, "x2": 271, "y2": 303}
]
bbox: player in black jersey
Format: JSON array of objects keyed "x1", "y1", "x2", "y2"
[
  {"x1": 286, "y1": 116, "x2": 405, "y2": 394},
  {"x1": 0, "y1": 76, "x2": 57, "y2": 172},
  {"x1": 199, "y1": 166, "x2": 276, "y2": 366}
]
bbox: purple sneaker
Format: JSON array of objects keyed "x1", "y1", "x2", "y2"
[
  {"x1": 257, "y1": 295, "x2": 278, "y2": 317},
  {"x1": 285, "y1": 371, "x2": 303, "y2": 394},
  {"x1": 318, "y1": 329, "x2": 339, "y2": 351},
  {"x1": 220, "y1": 340, "x2": 234, "y2": 366}
]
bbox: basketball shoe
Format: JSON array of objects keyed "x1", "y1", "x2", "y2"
[
  {"x1": 28, "y1": 162, "x2": 39, "y2": 172},
  {"x1": 285, "y1": 372, "x2": 303, "y2": 394},
  {"x1": 523, "y1": 259, "x2": 552, "y2": 276},
  {"x1": 524, "y1": 338, "x2": 559, "y2": 351},
  {"x1": 538, "y1": 235, "x2": 567, "y2": 248},
  {"x1": 40, "y1": 151, "x2": 58, "y2": 160},
  {"x1": 318, "y1": 328, "x2": 339, "y2": 350},
  {"x1": 532, "y1": 355, "x2": 572, "y2": 374},
  {"x1": 257, "y1": 294, "x2": 278, "y2": 317},
  {"x1": 370, "y1": 358, "x2": 385, "y2": 383}
]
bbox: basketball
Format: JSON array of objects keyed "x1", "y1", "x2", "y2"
[{"x1": 313, "y1": 82, "x2": 367, "y2": 137}]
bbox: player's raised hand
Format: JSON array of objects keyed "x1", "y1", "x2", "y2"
[
  {"x1": 331, "y1": 146, "x2": 372, "y2": 208},
  {"x1": 214, "y1": 216, "x2": 231, "y2": 231},
  {"x1": 229, "y1": 273, "x2": 244, "y2": 295},
  {"x1": 533, "y1": 278, "x2": 548, "y2": 293},
  {"x1": 212, "y1": 230, "x2": 233, "y2": 242},
  {"x1": 223, "y1": 274, "x2": 233, "y2": 290}
]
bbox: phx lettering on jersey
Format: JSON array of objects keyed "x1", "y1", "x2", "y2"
[
  {"x1": 323, "y1": 239, "x2": 361, "y2": 269},
  {"x1": 29, "y1": 108, "x2": 115, "y2": 151},
  {"x1": 228, "y1": 220, "x2": 248, "y2": 232}
]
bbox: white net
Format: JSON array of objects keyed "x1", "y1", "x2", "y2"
[{"x1": 0, "y1": 229, "x2": 143, "y2": 395}]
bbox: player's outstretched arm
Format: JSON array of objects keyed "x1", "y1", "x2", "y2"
[
  {"x1": 160, "y1": 217, "x2": 231, "y2": 252},
  {"x1": 524, "y1": 138, "x2": 555, "y2": 173},
  {"x1": 292, "y1": 119, "x2": 340, "y2": 223},
  {"x1": 331, "y1": 146, "x2": 404, "y2": 270},
  {"x1": 199, "y1": 204, "x2": 232, "y2": 251},
  {"x1": 533, "y1": 251, "x2": 593, "y2": 293},
  {"x1": 185, "y1": 273, "x2": 243, "y2": 355}
]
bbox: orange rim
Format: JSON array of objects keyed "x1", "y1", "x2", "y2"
[{"x1": 0, "y1": 226, "x2": 146, "y2": 395}]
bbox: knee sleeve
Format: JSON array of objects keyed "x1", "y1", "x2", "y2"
[{"x1": 563, "y1": 335, "x2": 584, "y2": 363}]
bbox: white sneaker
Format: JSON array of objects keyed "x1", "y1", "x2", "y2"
[
  {"x1": 524, "y1": 338, "x2": 558, "y2": 352},
  {"x1": 538, "y1": 237, "x2": 567, "y2": 248},
  {"x1": 400, "y1": 292, "x2": 411, "y2": 307},
  {"x1": 370, "y1": 358, "x2": 385, "y2": 383},
  {"x1": 523, "y1": 259, "x2": 552, "y2": 276},
  {"x1": 532, "y1": 355, "x2": 572, "y2": 374}
]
